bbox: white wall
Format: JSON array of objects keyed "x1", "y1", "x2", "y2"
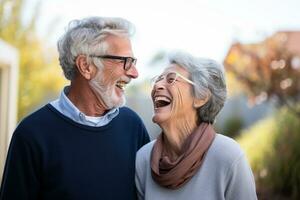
[{"x1": 0, "y1": 39, "x2": 19, "y2": 182}]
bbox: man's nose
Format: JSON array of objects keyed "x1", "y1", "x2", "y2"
[{"x1": 126, "y1": 65, "x2": 138, "y2": 79}]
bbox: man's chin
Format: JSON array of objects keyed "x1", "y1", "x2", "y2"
[
  {"x1": 106, "y1": 96, "x2": 126, "y2": 109},
  {"x1": 118, "y1": 96, "x2": 126, "y2": 107},
  {"x1": 114, "y1": 100, "x2": 126, "y2": 108}
]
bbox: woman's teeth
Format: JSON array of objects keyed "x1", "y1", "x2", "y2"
[{"x1": 154, "y1": 96, "x2": 171, "y2": 108}]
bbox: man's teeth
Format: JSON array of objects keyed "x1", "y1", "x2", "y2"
[{"x1": 116, "y1": 81, "x2": 127, "y2": 89}]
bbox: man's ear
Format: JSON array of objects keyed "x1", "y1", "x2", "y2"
[{"x1": 75, "y1": 55, "x2": 94, "y2": 80}]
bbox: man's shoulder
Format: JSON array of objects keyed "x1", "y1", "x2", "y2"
[
  {"x1": 12, "y1": 104, "x2": 55, "y2": 142},
  {"x1": 119, "y1": 106, "x2": 143, "y2": 122},
  {"x1": 19, "y1": 104, "x2": 53, "y2": 125},
  {"x1": 15, "y1": 104, "x2": 59, "y2": 135},
  {"x1": 119, "y1": 106, "x2": 138, "y2": 115},
  {"x1": 118, "y1": 106, "x2": 150, "y2": 142}
]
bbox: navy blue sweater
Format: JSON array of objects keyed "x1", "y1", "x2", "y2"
[{"x1": 0, "y1": 104, "x2": 150, "y2": 200}]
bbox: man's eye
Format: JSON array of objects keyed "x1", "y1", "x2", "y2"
[{"x1": 116, "y1": 60, "x2": 124, "y2": 64}]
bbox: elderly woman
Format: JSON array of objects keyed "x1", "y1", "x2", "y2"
[{"x1": 135, "y1": 51, "x2": 257, "y2": 200}]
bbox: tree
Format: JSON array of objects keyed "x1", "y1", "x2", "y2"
[
  {"x1": 224, "y1": 32, "x2": 300, "y2": 117},
  {"x1": 0, "y1": 0, "x2": 66, "y2": 120}
]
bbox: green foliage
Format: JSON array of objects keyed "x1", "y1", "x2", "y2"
[
  {"x1": 0, "y1": 0, "x2": 67, "y2": 120},
  {"x1": 222, "y1": 115, "x2": 244, "y2": 138},
  {"x1": 238, "y1": 108, "x2": 300, "y2": 199},
  {"x1": 237, "y1": 117, "x2": 274, "y2": 181},
  {"x1": 267, "y1": 108, "x2": 300, "y2": 198}
]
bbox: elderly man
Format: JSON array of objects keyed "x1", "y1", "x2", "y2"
[{"x1": 0, "y1": 17, "x2": 150, "y2": 200}]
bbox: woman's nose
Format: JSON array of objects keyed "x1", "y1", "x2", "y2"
[{"x1": 153, "y1": 80, "x2": 166, "y2": 91}]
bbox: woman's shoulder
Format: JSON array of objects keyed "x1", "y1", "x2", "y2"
[
  {"x1": 137, "y1": 140, "x2": 156, "y2": 157},
  {"x1": 207, "y1": 134, "x2": 245, "y2": 166},
  {"x1": 136, "y1": 140, "x2": 156, "y2": 170}
]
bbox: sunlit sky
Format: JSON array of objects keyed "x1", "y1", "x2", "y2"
[{"x1": 25, "y1": 0, "x2": 300, "y2": 82}]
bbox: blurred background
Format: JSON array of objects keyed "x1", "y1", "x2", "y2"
[{"x1": 0, "y1": 0, "x2": 300, "y2": 199}]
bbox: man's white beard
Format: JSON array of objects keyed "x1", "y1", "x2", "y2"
[{"x1": 89, "y1": 73, "x2": 126, "y2": 109}]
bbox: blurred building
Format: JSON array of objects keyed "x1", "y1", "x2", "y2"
[{"x1": 0, "y1": 39, "x2": 19, "y2": 182}]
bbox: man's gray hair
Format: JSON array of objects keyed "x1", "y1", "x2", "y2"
[
  {"x1": 57, "y1": 16, "x2": 135, "y2": 80},
  {"x1": 168, "y1": 51, "x2": 227, "y2": 124}
]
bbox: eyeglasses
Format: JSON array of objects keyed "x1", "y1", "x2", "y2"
[
  {"x1": 150, "y1": 71, "x2": 195, "y2": 87},
  {"x1": 90, "y1": 55, "x2": 137, "y2": 71}
]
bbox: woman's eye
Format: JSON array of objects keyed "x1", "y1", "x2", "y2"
[{"x1": 167, "y1": 78, "x2": 175, "y2": 83}]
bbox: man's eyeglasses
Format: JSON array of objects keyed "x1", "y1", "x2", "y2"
[
  {"x1": 90, "y1": 55, "x2": 137, "y2": 71},
  {"x1": 150, "y1": 71, "x2": 195, "y2": 87}
]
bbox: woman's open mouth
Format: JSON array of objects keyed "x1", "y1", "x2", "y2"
[{"x1": 154, "y1": 96, "x2": 172, "y2": 109}]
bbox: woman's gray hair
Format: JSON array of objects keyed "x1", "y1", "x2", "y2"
[
  {"x1": 57, "y1": 16, "x2": 135, "y2": 80},
  {"x1": 168, "y1": 51, "x2": 227, "y2": 124}
]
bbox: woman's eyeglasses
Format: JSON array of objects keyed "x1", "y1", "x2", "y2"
[{"x1": 150, "y1": 71, "x2": 195, "y2": 87}]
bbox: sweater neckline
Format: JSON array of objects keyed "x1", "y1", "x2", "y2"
[{"x1": 46, "y1": 104, "x2": 117, "y2": 132}]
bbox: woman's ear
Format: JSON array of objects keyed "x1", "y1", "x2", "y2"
[
  {"x1": 75, "y1": 55, "x2": 94, "y2": 80},
  {"x1": 193, "y1": 92, "x2": 211, "y2": 108},
  {"x1": 193, "y1": 98, "x2": 207, "y2": 108}
]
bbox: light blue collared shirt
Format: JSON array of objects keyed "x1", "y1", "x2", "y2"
[{"x1": 50, "y1": 86, "x2": 119, "y2": 127}]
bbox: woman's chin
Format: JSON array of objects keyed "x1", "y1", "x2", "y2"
[
  {"x1": 152, "y1": 116, "x2": 160, "y2": 124},
  {"x1": 152, "y1": 114, "x2": 169, "y2": 125}
]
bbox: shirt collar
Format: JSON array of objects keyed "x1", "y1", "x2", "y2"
[{"x1": 58, "y1": 86, "x2": 119, "y2": 127}]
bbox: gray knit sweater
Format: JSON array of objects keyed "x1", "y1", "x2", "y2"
[{"x1": 135, "y1": 134, "x2": 258, "y2": 200}]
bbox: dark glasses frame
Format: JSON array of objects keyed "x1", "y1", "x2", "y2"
[{"x1": 90, "y1": 55, "x2": 137, "y2": 71}]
